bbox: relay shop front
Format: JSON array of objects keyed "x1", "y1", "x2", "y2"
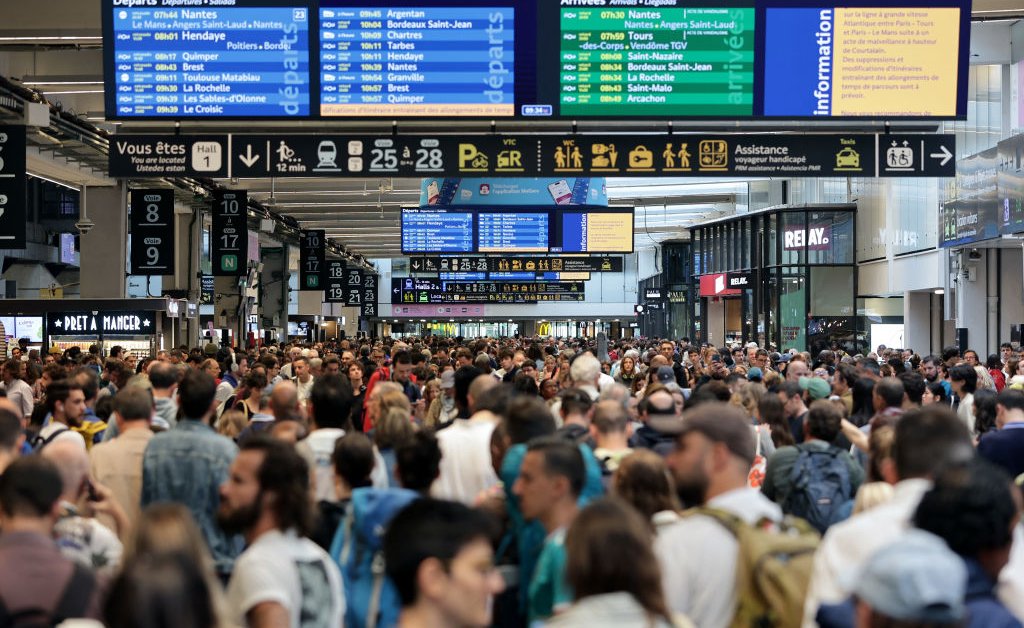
[{"x1": 691, "y1": 204, "x2": 857, "y2": 353}]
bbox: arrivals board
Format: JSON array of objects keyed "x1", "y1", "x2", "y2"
[
  {"x1": 409, "y1": 255, "x2": 622, "y2": 273},
  {"x1": 103, "y1": 0, "x2": 970, "y2": 121},
  {"x1": 401, "y1": 207, "x2": 633, "y2": 255}
]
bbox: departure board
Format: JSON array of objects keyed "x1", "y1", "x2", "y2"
[
  {"x1": 109, "y1": 4, "x2": 311, "y2": 117},
  {"x1": 319, "y1": 6, "x2": 515, "y2": 117},
  {"x1": 560, "y1": 6, "x2": 755, "y2": 117},
  {"x1": 478, "y1": 212, "x2": 548, "y2": 252},
  {"x1": 401, "y1": 208, "x2": 474, "y2": 253}
]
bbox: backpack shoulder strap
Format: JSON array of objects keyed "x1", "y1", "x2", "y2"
[
  {"x1": 53, "y1": 562, "x2": 95, "y2": 622},
  {"x1": 681, "y1": 506, "x2": 745, "y2": 537},
  {"x1": 33, "y1": 425, "x2": 69, "y2": 450}
]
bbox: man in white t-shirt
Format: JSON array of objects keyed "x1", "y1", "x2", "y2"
[
  {"x1": 292, "y1": 357, "x2": 315, "y2": 406},
  {"x1": 295, "y1": 374, "x2": 353, "y2": 503},
  {"x1": 219, "y1": 434, "x2": 344, "y2": 628},
  {"x1": 432, "y1": 373, "x2": 500, "y2": 504}
]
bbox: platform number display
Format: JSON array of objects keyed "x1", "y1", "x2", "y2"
[
  {"x1": 299, "y1": 229, "x2": 325, "y2": 290},
  {"x1": 344, "y1": 267, "x2": 363, "y2": 306},
  {"x1": 325, "y1": 260, "x2": 347, "y2": 303},
  {"x1": 130, "y1": 189, "x2": 174, "y2": 275},
  {"x1": 0, "y1": 126, "x2": 26, "y2": 249},
  {"x1": 361, "y1": 273, "x2": 378, "y2": 318},
  {"x1": 212, "y1": 190, "x2": 248, "y2": 276}
]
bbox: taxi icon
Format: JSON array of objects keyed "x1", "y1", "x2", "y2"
[{"x1": 835, "y1": 147, "x2": 860, "y2": 169}]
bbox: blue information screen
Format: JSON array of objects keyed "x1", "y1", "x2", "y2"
[
  {"x1": 319, "y1": 6, "x2": 515, "y2": 117},
  {"x1": 478, "y1": 212, "x2": 547, "y2": 252},
  {"x1": 401, "y1": 208, "x2": 474, "y2": 253},
  {"x1": 109, "y1": 4, "x2": 310, "y2": 117}
]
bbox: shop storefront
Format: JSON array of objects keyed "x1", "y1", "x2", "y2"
[{"x1": 691, "y1": 204, "x2": 857, "y2": 353}]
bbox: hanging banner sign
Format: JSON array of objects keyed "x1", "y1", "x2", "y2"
[
  {"x1": 325, "y1": 260, "x2": 347, "y2": 303},
  {"x1": 211, "y1": 190, "x2": 248, "y2": 276},
  {"x1": 130, "y1": 189, "x2": 175, "y2": 275},
  {"x1": 409, "y1": 255, "x2": 622, "y2": 273},
  {"x1": 108, "y1": 135, "x2": 228, "y2": 178},
  {"x1": 344, "y1": 267, "x2": 364, "y2": 307},
  {"x1": 109, "y1": 133, "x2": 956, "y2": 179},
  {"x1": 299, "y1": 229, "x2": 325, "y2": 290},
  {"x1": 0, "y1": 126, "x2": 26, "y2": 249}
]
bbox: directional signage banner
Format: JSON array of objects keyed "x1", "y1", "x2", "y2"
[
  {"x1": 0, "y1": 126, "x2": 26, "y2": 249},
  {"x1": 343, "y1": 267, "x2": 364, "y2": 307},
  {"x1": 108, "y1": 135, "x2": 228, "y2": 178},
  {"x1": 325, "y1": 260, "x2": 347, "y2": 303},
  {"x1": 392, "y1": 278, "x2": 585, "y2": 304},
  {"x1": 130, "y1": 189, "x2": 175, "y2": 276},
  {"x1": 110, "y1": 133, "x2": 956, "y2": 179},
  {"x1": 409, "y1": 255, "x2": 623, "y2": 274},
  {"x1": 298, "y1": 229, "x2": 325, "y2": 290},
  {"x1": 47, "y1": 311, "x2": 156, "y2": 337},
  {"x1": 211, "y1": 190, "x2": 248, "y2": 276}
]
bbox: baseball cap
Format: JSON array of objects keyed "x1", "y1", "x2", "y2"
[
  {"x1": 851, "y1": 530, "x2": 966, "y2": 623},
  {"x1": 746, "y1": 367, "x2": 763, "y2": 382},
  {"x1": 799, "y1": 376, "x2": 831, "y2": 400},
  {"x1": 655, "y1": 366, "x2": 675, "y2": 385},
  {"x1": 440, "y1": 370, "x2": 455, "y2": 389},
  {"x1": 203, "y1": 342, "x2": 219, "y2": 356},
  {"x1": 775, "y1": 353, "x2": 791, "y2": 363}
]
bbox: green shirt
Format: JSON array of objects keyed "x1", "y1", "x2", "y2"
[{"x1": 528, "y1": 527, "x2": 572, "y2": 625}]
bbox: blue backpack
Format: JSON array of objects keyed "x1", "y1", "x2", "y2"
[
  {"x1": 330, "y1": 487, "x2": 419, "y2": 628},
  {"x1": 782, "y1": 445, "x2": 853, "y2": 534}
]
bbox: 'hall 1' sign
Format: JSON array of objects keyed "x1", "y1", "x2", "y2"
[{"x1": 47, "y1": 311, "x2": 156, "y2": 337}]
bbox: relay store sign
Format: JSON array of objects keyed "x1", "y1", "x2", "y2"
[
  {"x1": 726, "y1": 272, "x2": 754, "y2": 288},
  {"x1": 47, "y1": 311, "x2": 155, "y2": 336},
  {"x1": 699, "y1": 273, "x2": 742, "y2": 297},
  {"x1": 783, "y1": 225, "x2": 832, "y2": 250}
]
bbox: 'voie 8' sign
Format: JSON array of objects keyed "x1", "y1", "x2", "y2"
[
  {"x1": 47, "y1": 311, "x2": 156, "y2": 336},
  {"x1": 130, "y1": 189, "x2": 175, "y2": 275}
]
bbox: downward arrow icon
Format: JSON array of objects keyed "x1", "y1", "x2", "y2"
[
  {"x1": 930, "y1": 145, "x2": 953, "y2": 167},
  {"x1": 239, "y1": 144, "x2": 260, "y2": 168}
]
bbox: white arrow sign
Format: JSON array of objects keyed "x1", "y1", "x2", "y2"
[
  {"x1": 239, "y1": 144, "x2": 260, "y2": 168},
  {"x1": 930, "y1": 145, "x2": 953, "y2": 167}
]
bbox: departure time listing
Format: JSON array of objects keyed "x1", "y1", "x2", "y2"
[
  {"x1": 560, "y1": 6, "x2": 755, "y2": 117},
  {"x1": 319, "y1": 7, "x2": 515, "y2": 117},
  {"x1": 111, "y1": 5, "x2": 310, "y2": 117}
]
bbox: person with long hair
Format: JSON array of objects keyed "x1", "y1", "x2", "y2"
[
  {"x1": 972, "y1": 388, "x2": 998, "y2": 438},
  {"x1": 547, "y1": 498, "x2": 692, "y2": 627},
  {"x1": 756, "y1": 393, "x2": 795, "y2": 449},
  {"x1": 848, "y1": 377, "x2": 876, "y2": 427},
  {"x1": 612, "y1": 450, "x2": 681, "y2": 531},
  {"x1": 614, "y1": 355, "x2": 638, "y2": 388}
]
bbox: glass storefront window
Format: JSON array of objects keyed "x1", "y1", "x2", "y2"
[
  {"x1": 805, "y1": 211, "x2": 855, "y2": 264},
  {"x1": 810, "y1": 267, "x2": 854, "y2": 316},
  {"x1": 781, "y1": 212, "x2": 806, "y2": 265},
  {"x1": 779, "y1": 273, "x2": 806, "y2": 351}
]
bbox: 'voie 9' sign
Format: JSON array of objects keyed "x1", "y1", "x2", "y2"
[{"x1": 47, "y1": 311, "x2": 156, "y2": 336}]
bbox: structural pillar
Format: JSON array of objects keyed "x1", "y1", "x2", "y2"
[{"x1": 80, "y1": 184, "x2": 127, "y2": 298}]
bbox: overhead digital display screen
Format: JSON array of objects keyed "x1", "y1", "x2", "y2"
[
  {"x1": 103, "y1": 0, "x2": 969, "y2": 121},
  {"x1": 478, "y1": 212, "x2": 548, "y2": 252},
  {"x1": 319, "y1": 6, "x2": 515, "y2": 116},
  {"x1": 559, "y1": 7, "x2": 755, "y2": 117},
  {"x1": 401, "y1": 206, "x2": 632, "y2": 254},
  {"x1": 401, "y1": 208, "x2": 474, "y2": 253},
  {"x1": 108, "y1": 3, "x2": 311, "y2": 117}
]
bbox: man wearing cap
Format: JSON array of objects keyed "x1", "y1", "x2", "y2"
[{"x1": 656, "y1": 403, "x2": 783, "y2": 627}]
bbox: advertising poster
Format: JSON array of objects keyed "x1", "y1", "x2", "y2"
[{"x1": 418, "y1": 177, "x2": 607, "y2": 207}]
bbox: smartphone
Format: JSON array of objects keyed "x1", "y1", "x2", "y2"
[
  {"x1": 547, "y1": 179, "x2": 572, "y2": 205},
  {"x1": 85, "y1": 479, "x2": 100, "y2": 502}
]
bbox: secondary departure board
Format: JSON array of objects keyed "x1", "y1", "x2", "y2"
[
  {"x1": 559, "y1": 7, "x2": 755, "y2": 117},
  {"x1": 401, "y1": 209, "x2": 474, "y2": 253},
  {"x1": 318, "y1": 6, "x2": 515, "y2": 117},
  {"x1": 109, "y1": 4, "x2": 311, "y2": 117},
  {"x1": 478, "y1": 212, "x2": 548, "y2": 252}
]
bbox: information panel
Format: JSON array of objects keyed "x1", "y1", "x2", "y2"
[
  {"x1": 560, "y1": 7, "x2": 755, "y2": 117},
  {"x1": 319, "y1": 6, "x2": 515, "y2": 117},
  {"x1": 130, "y1": 189, "x2": 175, "y2": 275},
  {"x1": 0, "y1": 126, "x2": 26, "y2": 250},
  {"x1": 478, "y1": 212, "x2": 548, "y2": 252},
  {"x1": 108, "y1": 3, "x2": 310, "y2": 118},
  {"x1": 402, "y1": 208, "x2": 474, "y2": 253},
  {"x1": 325, "y1": 260, "x2": 347, "y2": 302},
  {"x1": 211, "y1": 190, "x2": 248, "y2": 276},
  {"x1": 299, "y1": 229, "x2": 325, "y2": 289},
  {"x1": 392, "y1": 278, "x2": 585, "y2": 303},
  {"x1": 410, "y1": 255, "x2": 622, "y2": 273},
  {"x1": 558, "y1": 211, "x2": 633, "y2": 253}
]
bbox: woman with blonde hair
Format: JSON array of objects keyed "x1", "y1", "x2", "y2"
[{"x1": 548, "y1": 499, "x2": 693, "y2": 627}]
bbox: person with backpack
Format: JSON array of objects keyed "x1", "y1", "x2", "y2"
[
  {"x1": 761, "y1": 400, "x2": 864, "y2": 533},
  {"x1": 362, "y1": 350, "x2": 421, "y2": 432},
  {"x1": 0, "y1": 455, "x2": 100, "y2": 623},
  {"x1": 218, "y1": 435, "x2": 344, "y2": 628},
  {"x1": 656, "y1": 402, "x2": 818, "y2": 628},
  {"x1": 34, "y1": 379, "x2": 87, "y2": 451}
]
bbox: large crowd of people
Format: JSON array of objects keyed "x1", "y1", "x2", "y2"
[{"x1": 0, "y1": 334, "x2": 1022, "y2": 627}]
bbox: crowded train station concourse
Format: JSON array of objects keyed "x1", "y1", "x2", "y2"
[{"x1": 0, "y1": 0, "x2": 1022, "y2": 626}]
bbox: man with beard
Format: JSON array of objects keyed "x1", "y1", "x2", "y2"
[
  {"x1": 654, "y1": 403, "x2": 783, "y2": 628},
  {"x1": 34, "y1": 379, "x2": 87, "y2": 450},
  {"x1": 219, "y1": 435, "x2": 344, "y2": 628}
]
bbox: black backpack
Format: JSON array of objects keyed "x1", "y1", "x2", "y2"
[
  {"x1": 781, "y1": 445, "x2": 854, "y2": 534},
  {"x1": 0, "y1": 562, "x2": 95, "y2": 627}
]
